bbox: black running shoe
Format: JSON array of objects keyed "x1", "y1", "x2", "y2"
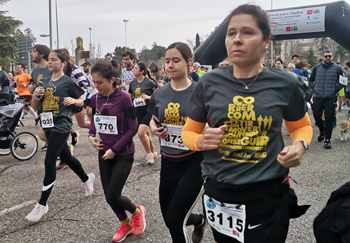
[
  {"x1": 56, "y1": 161, "x2": 67, "y2": 171},
  {"x1": 35, "y1": 117, "x2": 40, "y2": 126},
  {"x1": 324, "y1": 139, "x2": 331, "y2": 149},
  {"x1": 318, "y1": 131, "x2": 325, "y2": 142},
  {"x1": 41, "y1": 143, "x2": 48, "y2": 151},
  {"x1": 71, "y1": 131, "x2": 79, "y2": 146}
]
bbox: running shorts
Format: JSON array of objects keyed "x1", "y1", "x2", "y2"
[{"x1": 203, "y1": 178, "x2": 290, "y2": 243}]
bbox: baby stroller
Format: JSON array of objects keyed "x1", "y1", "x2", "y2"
[{"x1": 0, "y1": 99, "x2": 38, "y2": 161}]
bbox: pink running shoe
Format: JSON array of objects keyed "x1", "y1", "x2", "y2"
[
  {"x1": 112, "y1": 222, "x2": 134, "y2": 242},
  {"x1": 131, "y1": 205, "x2": 146, "y2": 236}
]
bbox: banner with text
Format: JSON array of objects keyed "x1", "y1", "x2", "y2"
[{"x1": 268, "y1": 6, "x2": 326, "y2": 35}]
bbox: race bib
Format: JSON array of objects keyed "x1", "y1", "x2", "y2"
[
  {"x1": 339, "y1": 75, "x2": 348, "y2": 86},
  {"x1": 94, "y1": 115, "x2": 118, "y2": 134},
  {"x1": 133, "y1": 97, "x2": 146, "y2": 107},
  {"x1": 40, "y1": 112, "x2": 54, "y2": 128},
  {"x1": 204, "y1": 194, "x2": 246, "y2": 242},
  {"x1": 160, "y1": 125, "x2": 189, "y2": 151}
]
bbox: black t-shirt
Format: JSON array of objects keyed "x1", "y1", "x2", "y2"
[
  {"x1": 40, "y1": 75, "x2": 84, "y2": 133},
  {"x1": 148, "y1": 82, "x2": 197, "y2": 156},
  {"x1": 187, "y1": 66, "x2": 307, "y2": 185},
  {"x1": 128, "y1": 77, "x2": 157, "y2": 113},
  {"x1": 31, "y1": 66, "x2": 52, "y2": 85}
]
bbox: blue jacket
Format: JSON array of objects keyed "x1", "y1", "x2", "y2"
[{"x1": 309, "y1": 62, "x2": 346, "y2": 98}]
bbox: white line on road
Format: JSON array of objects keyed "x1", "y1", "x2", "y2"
[{"x1": 0, "y1": 200, "x2": 36, "y2": 216}]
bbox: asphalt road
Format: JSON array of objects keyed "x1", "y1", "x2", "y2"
[{"x1": 1, "y1": 108, "x2": 350, "y2": 243}]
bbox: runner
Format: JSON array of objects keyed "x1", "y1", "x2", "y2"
[
  {"x1": 14, "y1": 63, "x2": 38, "y2": 121},
  {"x1": 30, "y1": 44, "x2": 52, "y2": 151},
  {"x1": 26, "y1": 49, "x2": 95, "y2": 222},
  {"x1": 128, "y1": 63, "x2": 158, "y2": 164},
  {"x1": 88, "y1": 61, "x2": 146, "y2": 242},
  {"x1": 148, "y1": 42, "x2": 206, "y2": 243},
  {"x1": 56, "y1": 49, "x2": 90, "y2": 171},
  {"x1": 182, "y1": 4, "x2": 313, "y2": 243}
]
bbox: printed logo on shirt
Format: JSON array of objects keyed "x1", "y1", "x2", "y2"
[
  {"x1": 218, "y1": 96, "x2": 273, "y2": 163},
  {"x1": 134, "y1": 87, "x2": 144, "y2": 98},
  {"x1": 42, "y1": 87, "x2": 59, "y2": 114},
  {"x1": 163, "y1": 102, "x2": 187, "y2": 125},
  {"x1": 37, "y1": 74, "x2": 43, "y2": 84}
]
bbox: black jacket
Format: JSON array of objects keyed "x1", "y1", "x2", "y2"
[{"x1": 313, "y1": 181, "x2": 350, "y2": 243}]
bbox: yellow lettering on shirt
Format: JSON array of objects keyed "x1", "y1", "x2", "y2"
[
  {"x1": 42, "y1": 87, "x2": 59, "y2": 113},
  {"x1": 219, "y1": 96, "x2": 273, "y2": 163},
  {"x1": 163, "y1": 102, "x2": 187, "y2": 125}
]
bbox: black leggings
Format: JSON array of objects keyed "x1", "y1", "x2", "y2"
[
  {"x1": 312, "y1": 97, "x2": 337, "y2": 139},
  {"x1": 38, "y1": 130, "x2": 88, "y2": 206},
  {"x1": 98, "y1": 151, "x2": 136, "y2": 221},
  {"x1": 159, "y1": 152, "x2": 204, "y2": 243}
]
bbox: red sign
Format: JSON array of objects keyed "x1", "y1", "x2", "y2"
[
  {"x1": 286, "y1": 27, "x2": 291, "y2": 31},
  {"x1": 307, "y1": 10, "x2": 312, "y2": 14},
  {"x1": 118, "y1": 63, "x2": 124, "y2": 67}
]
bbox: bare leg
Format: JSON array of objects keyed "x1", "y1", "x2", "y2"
[
  {"x1": 138, "y1": 125, "x2": 151, "y2": 154},
  {"x1": 74, "y1": 110, "x2": 90, "y2": 129}
]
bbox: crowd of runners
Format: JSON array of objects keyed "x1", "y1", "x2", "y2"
[{"x1": 1, "y1": 3, "x2": 350, "y2": 243}]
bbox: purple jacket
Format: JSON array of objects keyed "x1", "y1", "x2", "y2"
[{"x1": 89, "y1": 89, "x2": 137, "y2": 155}]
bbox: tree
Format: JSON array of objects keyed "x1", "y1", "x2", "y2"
[
  {"x1": 112, "y1": 46, "x2": 136, "y2": 61},
  {"x1": 306, "y1": 48, "x2": 318, "y2": 67},
  {"x1": 104, "y1": 52, "x2": 113, "y2": 62},
  {"x1": 0, "y1": 2, "x2": 23, "y2": 71},
  {"x1": 334, "y1": 44, "x2": 348, "y2": 65}
]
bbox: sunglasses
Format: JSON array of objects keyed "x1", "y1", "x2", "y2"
[{"x1": 324, "y1": 55, "x2": 332, "y2": 58}]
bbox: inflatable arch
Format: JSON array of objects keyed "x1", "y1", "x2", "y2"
[{"x1": 194, "y1": 1, "x2": 350, "y2": 67}]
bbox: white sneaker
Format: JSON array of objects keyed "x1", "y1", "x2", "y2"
[
  {"x1": 146, "y1": 153, "x2": 154, "y2": 165},
  {"x1": 83, "y1": 173, "x2": 95, "y2": 196},
  {"x1": 25, "y1": 203, "x2": 49, "y2": 222}
]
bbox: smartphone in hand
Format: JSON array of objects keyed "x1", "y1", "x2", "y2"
[{"x1": 153, "y1": 116, "x2": 164, "y2": 132}]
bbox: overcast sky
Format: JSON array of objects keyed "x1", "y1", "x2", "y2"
[{"x1": 3, "y1": 0, "x2": 349, "y2": 57}]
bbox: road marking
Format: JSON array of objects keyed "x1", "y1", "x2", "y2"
[{"x1": 0, "y1": 200, "x2": 36, "y2": 216}]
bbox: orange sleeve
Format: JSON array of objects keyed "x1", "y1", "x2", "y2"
[
  {"x1": 182, "y1": 118, "x2": 206, "y2": 151},
  {"x1": 284, "y1": 113, "x2": 313, "y2": 145}
]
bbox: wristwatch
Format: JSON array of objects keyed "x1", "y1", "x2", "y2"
[{"x1": 293, "y1": 139, "x2": 309, "y2": 151}]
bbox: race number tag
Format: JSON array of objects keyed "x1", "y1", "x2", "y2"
[
  {"x1": 40, "y1": 112, "x2": 54, "y2": 128},
  {"x1": 339, "y1": 75, "x2": 348, "y2": 86},
  {"x1": 204, "y1": 194, "x2": 246, "y2": 242},
  {"x1": 160, "y1": 125, "x2": 189, "y2": 151},
  {"x1": 133, "y1": 97, "x2": 146, "y2": 107},
  {"x1": 94, "y1": 115, "x2": 118, "y2": 134}
]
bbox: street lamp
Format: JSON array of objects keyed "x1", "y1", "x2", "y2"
[
  {"x1": 49, "y1": 0, "x2": 52, "y2": 50},
  {"x1": 270, "y1": 0, "x2": 274, "y2": 66},
  {"x1": 89, "y1": 28, "x2": 92, "y2": 52},
  {"x1": 123, "y1": 19, "x2": 129, "y2": 51}
]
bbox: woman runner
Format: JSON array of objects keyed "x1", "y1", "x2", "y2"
[
  {"x1": 26, "y1": 49, "x2": 95, "y2": 222},
  {"x1": 182, "y1": 4, "x2": 313, "y2": 243},
  {"x1": 148, "y1": 42, "x2": 206, "y2": 243},
  {"x1": 128, "y1": 63, "x2": 158, "y2": 164},
  {"x1": 88, "y1": 61, "x2": 146, "y2": 242}
]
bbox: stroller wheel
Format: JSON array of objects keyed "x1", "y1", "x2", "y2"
[
  {"x1": 10, "y1": 132, "x2": 38, "y2": 161},
  {"x1": 0, "y1": 148, "x2": 11, "y2": 156}
]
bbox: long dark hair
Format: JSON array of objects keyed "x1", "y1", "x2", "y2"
[
  {"x1": 52, "y1": 49, "x2": 72, "y2": 77},
  {"x1": 91, "y1": 60, "x2": 119, "y2": 88}
]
